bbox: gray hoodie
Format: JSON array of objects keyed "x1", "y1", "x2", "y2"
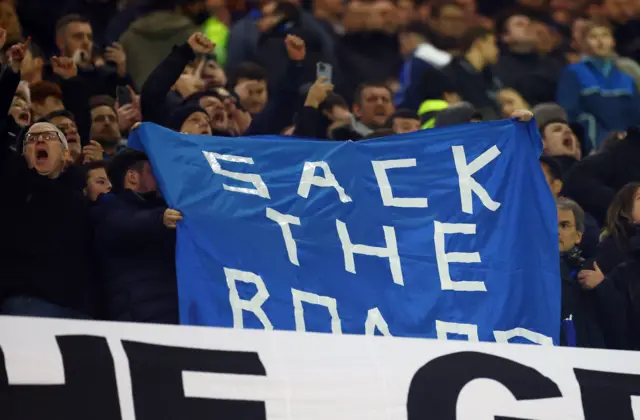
[{"x1": 120, "y1": 10, "x2": 200, "y2": 90}]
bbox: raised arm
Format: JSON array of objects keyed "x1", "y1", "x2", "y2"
[
  {"x1": 141, "y1": 33, "x2": 215, "y2": 126},
  {"x1": 245, "y1": 35, "x2": 308, "y2": 135},
  {"x1": 0, "y1": 38, "x2": 28, "y2": 157}
]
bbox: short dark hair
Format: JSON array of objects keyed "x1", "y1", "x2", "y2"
[
  {"x1": 495, "y1": 9, "x2": 529, "y2": 37},
  {"x1": 539, "y1": 155, "x2": 563, "y2": 181},
  {"x1": 581, "y1": 17, "x2": 614, "y2": 42},
  {"x1": 431, "y1": 1, "x2": 462, "y2": 19},
  {"x1": 390, "y1": 109, "x2": 419, "y2": 123},
  {"x1": 83, "y1": 160, "x2": 108, "y2": 183},
  {"x1": 30, "y1": 81, "x2": 63, "y2": 104},
  {"x1": 459, "y1": 26, "x2": 495, "y2": 53},
  {"x1": 319, "y1": 92, "x2": 348, "y2": 113},
  {"x1": 231, "y1": 62, "x2": 267, "y2": 87},
  {"x1": 353, "y1": 82, "x2": 392, "y2": 106},
  {"x1": 107, "y1": 149, "x2": 148, "y2": 194},
  {"x1": 90, "y1": 95, "x2": 116, "y2": 112},
  {"x1": 56, "y1": 14, "x2": 91, "y2": 36},
  {"x1": 38, "y1": 109, "x2": 77, "y2": 124}
]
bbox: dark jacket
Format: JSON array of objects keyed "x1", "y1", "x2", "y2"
[
  {"x1": 560, "y1": 250, "x2": 628, "y2": 349},
  {"x1": 226, "y1": 8, "x2": 334, "y2": 76},
  {"x1": 0, "y1": 67, "x2": 97, "y2": 317},
  {"x1": 606, "y1": 231, "x2": 640, "y2": 350},
  {"x1": 442, "y1": 58, "x2": 502, "y2": 121},
  {"x1": 495, "y1": 51, "x2": 563, "y2": 106},
  {"x1": 596, "y1": 224, "x2": 639, "y2": 275},
  {"x1": 92, "y1": 190, "x2": 178, "y2": 324},
  {"x1": 142, "y1": 43, "x2": 305, "y2": 136},
  {"x1": 44, "y1": 62, "x2": 132, "y2": 98},
  {"x1": 562, "y1": 127, "x2": 640, "y2": 225},
  {"x1": 334, "y1": 30, "x2": 402, "y2": 106}
]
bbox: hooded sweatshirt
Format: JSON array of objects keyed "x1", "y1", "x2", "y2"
[{"x1": 119, "y1": 10, "x2": 200, "y2": 91}]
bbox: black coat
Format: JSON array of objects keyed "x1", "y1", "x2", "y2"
[
  {"x1": 560, "y1": 251, "x2": 628, "y2": 349},
  {"x1": 334, "y1": 30, "x2": 402, "y2": 106},
  {"x1": 597, "y1": 233, "x2": 632, "y2": 275},
  {"x1": 606, "y1": 233, "x2": 640, "y2": 350},
  {"x1": 91, "y1": 190, "x2": 179, "y2": 324},
  {"x1": 562, "y1": 127, "x2": 640, "y2": 225},
  {"x1": 494, "y1": 51, "x2": 564, "y2": 106},
  {"x1": 0, "y1": 67, "x2": 97, "y2": 317},
  {"x1": 141, "y1": 43, "x2": 305, "y2": 136},
  {"x1": 441, "y1": 58, "x2": 502, "y2": 120}
]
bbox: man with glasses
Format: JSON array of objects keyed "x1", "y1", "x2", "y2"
[
  {"x1": 1, "y1": 110, "x2": 98, "y2": 318},
  {"x1": 557, "y1": 197, "x2": 627, "y2": 349}
]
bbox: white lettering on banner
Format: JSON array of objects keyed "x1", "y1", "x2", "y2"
[
  {"x1": 371, "y1": 159, "x2": 428, "y2": 208},
  {"x1": 224, "y1": 268, "x2": 273, "y2": 330},
  {"x1": 364, "y1": 307, "x2": 391, "y2": 336},
  {"x1": 336, "y1": 220, "x2": 404, "y2": 286},
  {"x1": 452, "y1": 145, "x2": 501, "y2": 214},
  {"x1": 435, "y1": 320, "x2": 480, "y2": 341},
  {"x1": 433, "y1": 221, "x2": 486, "y2": 292},
  {"x1": 202, "y1": 151, "x2": 270, "y2": 199},
  {"x1": 266, "y1": 208, "x2": 301, "y2": 266},
  {"x1": 297, "y1": 161, "x2": 352, "y2": 203},
  {"x1": 291, "y1": 289, "x2": 342, "y2": 334},
  {"x1": 494, "y1": 328, "x2": 554, "y2": 346}
]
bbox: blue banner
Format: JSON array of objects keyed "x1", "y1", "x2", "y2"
[{"x1": 130, "y1": 120, "x2": 560, "y2": 344}]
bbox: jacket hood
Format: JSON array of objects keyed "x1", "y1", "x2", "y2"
[{"x1": 128, "y1": 11, "x2": 196, "y2": 39}]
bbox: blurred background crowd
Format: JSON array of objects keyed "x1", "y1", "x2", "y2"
[{"x1": 2, "y1": 0, "x2": 640, "y2": 351}]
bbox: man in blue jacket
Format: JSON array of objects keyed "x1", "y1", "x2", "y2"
[
  {"x1": 92, "y1": 149, "x2": 183, "y2": 324},
  {"x1": 557, "y1": 19, "x2": 640, "y2": 153}
]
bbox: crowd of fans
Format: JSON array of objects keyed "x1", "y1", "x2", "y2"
[{"x1": 1, "y1": 0, "x2": 640, "y2": 351}]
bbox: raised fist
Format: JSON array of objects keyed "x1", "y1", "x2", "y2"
[
  {"x1": 284, "y1": 35, "x2": 305, "y2": 61},
  {"x1": 187, "y1": 32, "x2": 215, "y2": 55}
]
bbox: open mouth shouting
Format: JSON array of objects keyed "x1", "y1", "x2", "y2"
[
  {"x1": 212, "y1": 108, "x2": 228, "y2": 129},
  {"x1": 562, "y1": 134, "x2": 575, "y2": 150},
  {"x1": 65, "y1": 132, "x2": 80, "y2": 145},
  {"x1": 34, "y1": 144, "x2": 50, "y2": 165}
]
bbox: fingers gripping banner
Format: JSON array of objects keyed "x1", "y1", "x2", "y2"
[{"x1": 129, "y1": 120, "x2": 560, "y2": 343}]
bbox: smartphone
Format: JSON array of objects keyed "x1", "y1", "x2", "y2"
[
  {"x1": 116, "y1": 86, "x2": 133, "y2": 107},
  {"x1": 316, "y1": 62, "x2": 332, "y2": 84}
]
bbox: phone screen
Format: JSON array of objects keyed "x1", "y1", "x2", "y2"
[
  {"x1": 316, "y1": 62, "x2": 332, "y2": 83},
  {"x1": 116, "y1": 86, "x2": 132, "y2": 106}
]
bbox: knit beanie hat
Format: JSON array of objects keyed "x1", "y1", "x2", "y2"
[
  {"x1": 20, "y1": 122, "x2": 69, "y2": 152},
  {"x1": 532, "y1": 103, "x2": 568, "y2": 132},
  {"x1": 434, "y1": 102, "x2": 481, "y2": 128},
  {"x1": 168, "y1": 105, "x2": 209, "y2": 132},
  {"x1": 182, "y1": 90, "x2": 223, "y2": 107}
]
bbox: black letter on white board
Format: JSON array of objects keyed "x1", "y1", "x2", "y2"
[
  {"x1": 575, "y1": 368, "x2": 640, "y2": 419},
  {"x1": 122, "y1": 341, "x2": 267, "y2": 420},
  {"x1": 406, "y1": 351, "x2": 562, "y2": 420},
  {"x1": 0, "y1": 335, "x2": 122, "y2": 420}
]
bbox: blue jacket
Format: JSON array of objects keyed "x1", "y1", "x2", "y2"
[
  {"x1": 91, "y1": 190, "x2": 178, "y2": 324},
  {"x1": 394, "y1": 43, "x2": 452, "y2": 111},
  {"x1": 557, "y1": 58, "x2": 640, "y2": 152}
]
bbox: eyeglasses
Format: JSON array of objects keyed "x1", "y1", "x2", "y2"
[{"x1": 24, "y1": 131, "x2": 61, "y2": 145}]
